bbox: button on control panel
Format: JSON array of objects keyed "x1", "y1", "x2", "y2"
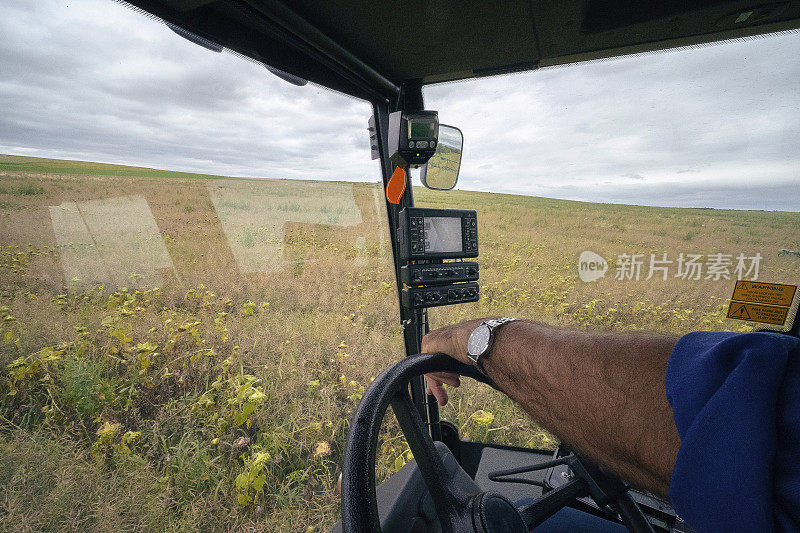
[
  {"x1": 401, "y1": 261, "x2": 479, "y2": 286},
  {"x1": 402, "y1": 282, "x2": 479, "y2": 309}
]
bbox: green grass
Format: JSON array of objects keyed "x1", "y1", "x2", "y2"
[
  {"x1": 15, "y1": 181, "x2": 45, "y2": 195},
  {"x1": 0, "y1": 154, "x2": 236, "y2": 180}
]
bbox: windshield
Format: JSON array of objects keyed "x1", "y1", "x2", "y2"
[{"x1": 1, "y1": 1, "x2": 799, "y2": 530}]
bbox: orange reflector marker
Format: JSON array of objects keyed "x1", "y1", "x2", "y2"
[{"x1": 386, "y1": 166, "x2": 407, "y2": 204}]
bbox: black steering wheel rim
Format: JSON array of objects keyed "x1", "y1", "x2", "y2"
[{"x1": 341, "y1": 353, "x2": 519, "y2": 532}]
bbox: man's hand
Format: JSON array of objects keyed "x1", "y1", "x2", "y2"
[{"x1": 421, "y1": 318, "x2": 487, "y2": 406}]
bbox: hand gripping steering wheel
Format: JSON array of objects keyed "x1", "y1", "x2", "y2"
[{"x1": 340, "y1": 353, "x2": 656, "y2": 533}]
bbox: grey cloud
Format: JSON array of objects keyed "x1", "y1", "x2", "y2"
[
  {"x1": 427, "y1": 31, "x2": 800, "y2": 211},
  {"x1": 624, "y1": 173, "x2": 646, "y2": 181},
  {"x1": 563, "y1": 180, "x2": 800, "y2": 212},
  {"x1": 0, "y1": 0, "x2": 380, "y2": 181},
  {"x1": 1, "y1": 0, "x2": 799, "y2": 210}
]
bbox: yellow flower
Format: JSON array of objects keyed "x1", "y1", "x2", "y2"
[
  {"x1": 313, "y1": 441, "x2": 331, "y2": 458},
  {"x1": 471, "y1": 410, "x2": 495, "y2": 426}
]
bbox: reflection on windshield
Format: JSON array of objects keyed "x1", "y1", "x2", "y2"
[
  {"x1": 208, "y1": 181, "x2": 362, "y2": 273},
  {"x1": 49, "y1": 195, "x2": 175, "y2": 287},
  {"x1": 9, "y1": 172, "x2": 392, "y2": 292}
]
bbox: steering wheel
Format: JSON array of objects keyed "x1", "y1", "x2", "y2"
[
  {"x1": 341, "y1": 353, "x2": 526, "y2": 532},
  {"x1": 341, "y1": 353, "x2": 655, "y2": 533}
]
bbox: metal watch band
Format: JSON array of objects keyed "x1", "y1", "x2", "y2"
[
  {"x1": 485, "y1": 317, "x2": 516, "y2": 330},
  {"x1": 469, "y1": 317, "x2": 516, "y2": 368}
]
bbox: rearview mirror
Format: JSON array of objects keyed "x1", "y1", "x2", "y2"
[{"x1": 421, "y1": 125, "x2": 463, "y2": 190}]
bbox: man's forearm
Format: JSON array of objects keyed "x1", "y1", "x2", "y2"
[{"x1": 423, "y1": 319, "x2": 681, "y2": 496}]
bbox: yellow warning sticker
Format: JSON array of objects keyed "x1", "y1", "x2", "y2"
[
  {"x1": 730, "y1": 280, "x2": 797, "y2": 307},
  {"x1": 727, "y1": 301, "x2": 789, "y2": 326}
]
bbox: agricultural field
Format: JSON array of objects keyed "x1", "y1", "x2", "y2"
[{"x1": 1, "y1": 154, "x2": 798, "y2": 531}]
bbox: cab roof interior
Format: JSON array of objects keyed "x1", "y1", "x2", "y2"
[{"x1": 123, "y1": 0, "x2": 800, "y2": 102}]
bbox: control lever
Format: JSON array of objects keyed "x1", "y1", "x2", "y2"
[{"x1": 489, "y1": 452, "x2": 656, "y2": 532}]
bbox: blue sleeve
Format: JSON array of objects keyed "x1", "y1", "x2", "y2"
[{"x1": 666, "y1": 331, "x2": 800, "y2": 533}]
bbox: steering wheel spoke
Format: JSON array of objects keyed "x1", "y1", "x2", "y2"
[{"x1": 390, "y1": 388, "x2": 472, "y2": 527}]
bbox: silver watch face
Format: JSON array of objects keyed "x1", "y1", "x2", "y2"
[{"x1": 467, "y1": 324, "x2": 491, "y2": 357}]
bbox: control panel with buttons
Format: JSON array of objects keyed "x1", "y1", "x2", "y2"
[
  {"x1": 402, "y1": 282, "x2": 479, "y2": 309},
  {"x1": 397, "y1": 207, "x2": 480, "y2": 309},
  {"x1": 399, "y1": 207, "x2": 479, "y2": 260},
  {"x1": 400, "y1": 262, "x2": 479, "y2": 285}
]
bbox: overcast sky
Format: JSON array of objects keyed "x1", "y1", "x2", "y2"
[{"x1": 1, "y1": 0, "x2": 798, "y2": 211}]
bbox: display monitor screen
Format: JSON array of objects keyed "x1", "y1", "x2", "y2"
[
  {"x1": 409, "y1": 120, "x2": 436, "y2": 139},
  {"x1": 423, "y1": 216, "x2": 462, "y2": 253}
]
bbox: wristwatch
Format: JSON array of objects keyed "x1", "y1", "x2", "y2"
[{"x1": 466, "y1": 317, "x2": 516, "y2": 370}]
